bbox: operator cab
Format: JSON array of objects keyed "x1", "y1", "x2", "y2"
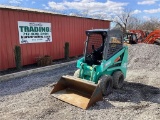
[
  {"x1": 84, "y1": 29, "x2": 123, "y2": 66},
  {"x1": 124, "y1": 33, "x2": 138, "y2": 44}
]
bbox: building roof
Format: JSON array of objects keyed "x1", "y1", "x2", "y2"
[{"x1": 0, "y1": 5, "x2": 111, "y2": 22}]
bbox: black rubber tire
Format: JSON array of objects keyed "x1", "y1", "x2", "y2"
[
  {"x1": 98, "y1": 75, "x2": 113, "y2": 96},
  {"x1": 112, "y1": 71, "x2": 124, "y2": 89},
  {"x1": 74, "y1": 69, "x2": 80, "y2": 78}
]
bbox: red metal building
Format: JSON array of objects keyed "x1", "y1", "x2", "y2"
[{"x1": 0, "y1": 5, "x2": 110, "y2": 71}]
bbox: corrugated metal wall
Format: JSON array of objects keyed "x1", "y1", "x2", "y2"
[{"x1": 0, "y1": 8, "x2": 110, "y2": 70}]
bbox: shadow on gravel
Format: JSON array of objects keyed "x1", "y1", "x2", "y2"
[
  {"x1": 83, "y1": 82, "x2": 160, "y2": 110},
  {"x1": 106, "y1": 81, "x2": 160, "y2": 104},
  {"x1": 0, "y1": 64, "x2": 76, "y2": 97}
]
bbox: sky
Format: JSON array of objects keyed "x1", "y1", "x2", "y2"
[{"x1": 0, "y1": 0, "x2": 160, "y2": 21}]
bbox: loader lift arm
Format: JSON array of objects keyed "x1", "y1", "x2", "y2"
[{"x1": 143, "y1": 30, "x2": 160, "y2": 44}]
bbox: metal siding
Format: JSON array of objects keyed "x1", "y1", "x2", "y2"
[
  {"x1": 0, "y1": 10, "x2": 3, "y2": 70},
  {"x1": 57, "y1": 16, "x2": 62, "y2": 58},
  {"x1": 67, "y1": 17, "x2": 72, "y2": 56},
  {"x1": 52, "y1": 15, "x2": 57, "y2": 59},
  {"x1": 1, "y1": 10, "x2": 9, "y2": 70},
  {"x1": 3, "y1": 11, "x2": 11, "y2": 68},
  {"x1": 48, "y1": 14, "x2": 53, "y2": 57},
  {"x1": 54, "y1": 15, "x2": 59, "y2": 59},
  {"x1": 78, "y1": 18, "x2": 84, "y2": 55},
  {"x1": 65, "y1": 17, "x2": 70, "y2": 56},
  {"x1": 73, "y1": 17, "x2": 76, "y2": 56},
  {"x1": 60, "y1": 16, "x2": 65, "y2": 58},
  {"x1": 0, "y1": 9, "x2": 110, "y2": 70},
  {"x1": 71, "y1": 17, "x2": 75, "y2": 56}
]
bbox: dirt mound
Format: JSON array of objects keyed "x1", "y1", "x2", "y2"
[{"x1": 128, "y1": 43, "x2": 160, "y2": 70}]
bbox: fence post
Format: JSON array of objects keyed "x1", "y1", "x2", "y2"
[
  {"x1": 14, "y1": 45, "x2": 21, "y2": 70},
  {"x1": 64, "y1": 42, "x2": 69, "y2": 60}
]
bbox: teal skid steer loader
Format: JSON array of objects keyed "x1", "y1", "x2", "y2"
[{"x1": 51, "y1": 29, "x2": 128, "y2": 109}]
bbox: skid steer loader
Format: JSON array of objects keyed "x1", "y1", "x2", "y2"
[
  {"x1": 124, "y1": 32, "x2": 138, "y2": 44},
  {"x1": 51, "y1": 29, "x2": 128, "y2": 109}
]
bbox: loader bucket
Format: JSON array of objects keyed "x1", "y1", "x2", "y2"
[{"x1": 50, "y1": 75, "x2": 103, "y2": 109}]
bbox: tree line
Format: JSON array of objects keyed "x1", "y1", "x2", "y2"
[{"x1": 112, "y1": 10, "x2": 160, "y2": 32}]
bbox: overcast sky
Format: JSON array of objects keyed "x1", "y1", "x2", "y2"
[{"x1": 1, "y1": 0, "x2": 160, "y2": 21}]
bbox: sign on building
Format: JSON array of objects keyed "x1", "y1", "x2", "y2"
[{"x1": 18, "y1": 21, "x2": 52, "y2": 44}]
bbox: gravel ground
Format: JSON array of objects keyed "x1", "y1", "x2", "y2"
[
  {"x1": 128, "y1": 43, "x2": 160, "y2": 70},
  {"x1": 0, "y1": 44, "x2": 160, "y2": 120}
]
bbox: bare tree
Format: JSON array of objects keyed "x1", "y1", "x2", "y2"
[
  {"x1": 112, "y1": 10, "x2": 133, "y2": 32},
  {"x1": 81, "y1": 9, "x2": 89, "y2": 17},
  {"x1": 127, "y1": 16, "x2": 142, "y2": 30},
  {"x1": 139, "y1": 17, "x2": 160, "y2": 31}
]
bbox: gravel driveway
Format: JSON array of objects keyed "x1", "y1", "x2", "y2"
[{"x1": 0, "y1": 44, "x2": 160, "y2": 120}]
